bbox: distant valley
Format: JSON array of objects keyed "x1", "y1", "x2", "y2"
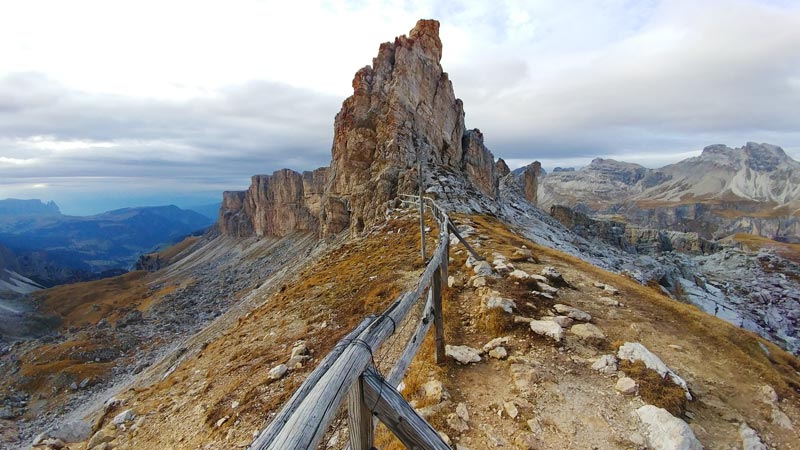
[{"x1": 0, "y1": 199, "x2": 215, "y2": 290}]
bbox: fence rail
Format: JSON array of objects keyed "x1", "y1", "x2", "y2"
[{"x1": 250, "y1": 195, "x2": 475, "y2": 450}]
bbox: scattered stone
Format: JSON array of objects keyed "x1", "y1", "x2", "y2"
[
  {"x1": 41, "y1": 438, "x2": 66, "y2": 449},
  {"x1": 423, "y1": 380, "x2": 447, "y2": 402},
  {"x1": 456, "y1": 402, "x2": 469, "y2": 422},
  {"x1": 530, "y1": 274, "x2": 549, "y2": 283},
  {"x1": 503, "y1": 401, "x2": 519, "y2": 419},
  {"x1": 615, "y1": 377, "x2": 638, "y2": 395},
  {"x1": 231, "y1": 401, "x2": 240, "y2": 409},
  {"x1": 514, "y1": 433, "x2": 542, "y2": 450},
  {"x1": 772, "y1": 408, "x2": 794, "y2": 430},
  {"x1": 544, "y1": 315, "x2": 573, "y2": 328},
  {"x1": 530, "y1": 290, "x2": 555, "y2": 300},
  {"x1": 513, "y1": 248, "x2": 532, "y2": 259},
  {"x1": 268, "y1": 364, "x2": 288, "y2": 381},
  {"x1": 439, "y1": 432, "x2": 452, "y2": 446},
  {"x1": 287, "y1": 355, "x2": 307, "y2": 368},
  {"x1": 554, "y1": 304, "x2": 591, "y2": 322},
  {"x1": 87, "y1": 428, "x2": 116, "y2": 449},
  {"x1": 69, "y1": 382, "x2": 78, "y2": 391},
  {"x1": 471, "y1": 276, "x2": 487, "y2": 288},
  {"x1": 604, "y1": 285, "x2": 620, "y2": 295},
  {"x1": 474, "y1": 261, "x2": 493, "y2": 276},
  {"x1": 448, "y1": 275, "x2": 463, "y2": 288},
  {"x1": 529, "y1": 320, "x2": 564, "y2": 342},
  {"x1": 597, "y1": 296, "x2": 621, "y2": 306},
  {"x1": 482, "y1": 336, "x2": 510, "y2": 352},
  {"x1": 50, "y1": 420, "x2": 92, "y2": 443},
  {"x1": 446, "y1": 412, "x2": 469, "y2": 432},
  {"x1": 513, "y1": 315, "x2": 534, "y2": 324},
  {"x1": 592, "y1": 355, "x2": 618, "y2": 375},
  {"x1": 79, "y1": 377, "x2": 91, "y2": 389},
  {"x1": 215, "y1": 416, "x2": 229, "y2": 428},
  {"x1": 636, "y1": 405, "x2": 702, "y2": 450},
  {"x1": 527, "y1": 418, "x2": 543, "y2": 434},
  {"x1": 113, "y1": 410, "x2": 135, "y2": 426},
  {"x1": 485, "y1": 295, "x2": 516, "y2": 313},
  {"x1": 290, "y1": 342, "x2": 308, "y2": 358},
  {"x1": 570, "y1": 323, "x2": 606, "y2": 340},
  {"x1": 537, "y1": 283, "x2": 559, "y2": 295},
  {"x1": 739, "y1": 423, "x2": 767, "y2": 450},
  {"x1": 509, "y1": 269, "x2": 530, "y2": 280},
  {"x1": 488, "y1": 346, "x2": 508, "y2": 359},
  {"x1": 0, "y1": 407, "x2": 16, "y2": 420},
  {"x1": 446, "y1": 345, "x2": 482, "y2": 364},
  {"x1": 541, "y1": 266, "x2": 566, "y2": 286},
  {"x1": 485, "y1": 426, "x2": 509, "y2": 446},
  {"x1": 618, "y1": 342, "x2": 691, "y2": 400}
]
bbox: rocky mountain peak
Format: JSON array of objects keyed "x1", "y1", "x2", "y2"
[{"x1": 219, "y1": 19, "x2": 503, "y2": 238}]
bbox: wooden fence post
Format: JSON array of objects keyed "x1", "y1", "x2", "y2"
[
  {"x1": 432, "y1": 263, "x2": 445, "y2": 364},
  {"x1": 347, "y1": 377, "x2": 373, "y2": 450}
]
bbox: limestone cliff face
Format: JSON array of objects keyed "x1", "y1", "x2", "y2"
[
  {"x1": 219, "y1": 19, "x2": 504, "y2": 238},
  {"x1": 522, "y1": 161, "x2": 542, "y2": 205},
  {"x1": 550, "y1": 205, "x2": 719, "y2": 256}
]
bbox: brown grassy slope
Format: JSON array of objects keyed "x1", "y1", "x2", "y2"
[
  {"x1": 31, "y1": 270, "x2": 152, "y2": 328},
  {"x1": 467, "y1": 215, "x2": 800, "y2": 395},
  {"x1": 728, "y1": 233, "x2": 800, "y2": 263},
  {"x1": 95, "y1": 215, "x2": 438, "y2": 450}
]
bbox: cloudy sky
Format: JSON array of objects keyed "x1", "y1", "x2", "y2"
[{"x1": 1, "y1": 0, "x2": 799, "y2": 214}]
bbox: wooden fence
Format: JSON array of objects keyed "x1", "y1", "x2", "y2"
[{"x1": 249, "y1": 195, "x2": 480, "y2": 450}]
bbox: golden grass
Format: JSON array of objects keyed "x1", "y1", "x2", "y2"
[
  {"x1": 729, "y1": 233, "x2": 800, "y2": 263},
  {"x1": 469, "y1": 214, "x2": 800, "y2": 398},
  {"x1": 621, "y1": 360, "x2": 687, "y2": 415},
  {"x1": 31, "y1": 270, "x2": 151, "y2": 327}
]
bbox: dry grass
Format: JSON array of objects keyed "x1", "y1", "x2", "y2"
[
  {"x1": 469, "y1": 214, "x2": 800, "y2": 398},
  {"x1": 31, "y1": 270, "x2": 151, "y2": 327},
  {"x1": 729, "y1": 233, "x2": 800, "y2": 263},
  {"x1": 620, "y1": 360, "x2": 688, "y2": 416},
  {"x1": 479, "y1": 307, "x2": 513, "y2": 335}
]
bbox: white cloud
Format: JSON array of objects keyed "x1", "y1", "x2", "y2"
[{"x1": 0, "y1": 0, "x2": 799, "y2": 213}]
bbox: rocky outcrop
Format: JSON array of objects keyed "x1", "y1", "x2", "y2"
[
  {"x1": 537, "y1": 143, "x2": 800, "y2": 242},
  {"x1": 219, "y1": 20, "x2": 505, "y2": 238},
  {"x1": 495, "y1": 158, "x2": 510, "y2": 178},
  {"x1": 522, "y1": 161, "x2": 542, "y2": 205},
  {"x1": 550, "y1": 205, "x2": 719, "y2": 256}
]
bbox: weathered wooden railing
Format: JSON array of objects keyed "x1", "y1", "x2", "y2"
[{"x1": 249, "y1": 195, "x2": 478, "y2": 450}]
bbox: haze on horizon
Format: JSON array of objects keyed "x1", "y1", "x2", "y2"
[{"x1": 1, "y1": 0, "x2": 799, "y2": 215}]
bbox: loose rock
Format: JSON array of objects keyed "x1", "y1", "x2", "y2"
[
  {"x1": 541, "y1": 266, "x2": 566, "y2": 286},
  {"x1": 482, "y1": 336, "x2": 510, "y2": 352},
  {"x1": 592, "y1": 355, "x2": 618, "y2": 375},
  {"x1": 554, "y1": 304, "x2": 591, "y2": 322},
  {"x1": 529, "y1": 320, "x2": 564, "y2": 342},
  {"x1": 636, "y1": 405, "x2": 702, "y2": 450},
  {"x1": 739, "y1": 423, "x2": 767, "y2": 450},
  {"x1": 268, "y1": 364, "x2": 288, "y2": 381},
  {"x1": 113, "y1": 410, "x2": 135, "y2": 426},
  {"x1": 445, "y1": 345, "x2": 482, "y2": 364},
  {"x1": 570, "y1": 323, "x2": 606, "y2": 340},
  {"x1": 488, "y1": 346, "x2": 508, "y2": 359},
  {"x1": 503, "y1": 401, "x2": 519, "y2": 419},
  {"x1": 615, "y1": 377, "x2": 638, "y2": 395}
]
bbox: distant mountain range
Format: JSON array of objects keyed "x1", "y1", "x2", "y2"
[
  {"x1": 0, "y1": 199, "x2": 215, "y2": 287},
  {"x1": 537, "y1": 142, "x2": 800, "y2": 242}
]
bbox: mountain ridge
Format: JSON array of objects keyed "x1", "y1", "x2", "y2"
[{"x1": 538, "y1": 142, "x2": 800, "y2": 241}]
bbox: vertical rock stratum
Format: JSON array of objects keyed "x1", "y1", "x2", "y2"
[{"x1": 218, "y1": 19, "x2": 502, "y2": 238}]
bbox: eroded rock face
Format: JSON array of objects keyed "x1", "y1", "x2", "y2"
[
  {"x1": 219, "y1": 19, "x2": 504, "y2": 238},
  {"x1": 522, "y1": 161, "x2": 542, "y2": 205}
]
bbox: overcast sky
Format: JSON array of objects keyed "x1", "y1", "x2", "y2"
[{"x1": 1, "y1": 0, "x2": 799, "y2": 214}]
